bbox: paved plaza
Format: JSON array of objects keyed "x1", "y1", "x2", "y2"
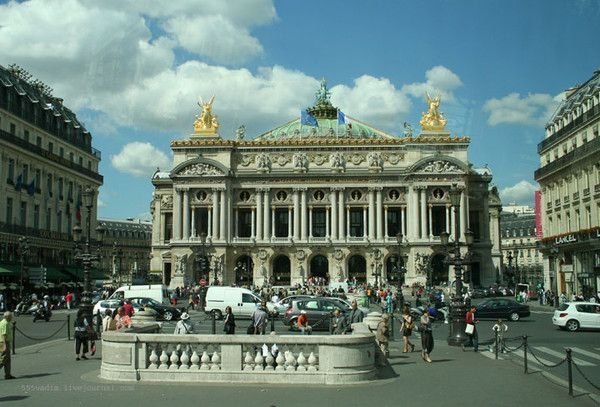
[{"x1": 1, "y1": 323, "x2": 598, "y2": 407}]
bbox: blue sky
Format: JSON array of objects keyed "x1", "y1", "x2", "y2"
[{"x1": 0, "y1": 0, "x2": 598, "y2": 220}]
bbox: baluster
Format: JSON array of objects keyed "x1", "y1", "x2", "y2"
[
  {"x1": 158, "y1": 349, "x2": 169, "y2": 370},
  {"x1": 211, "y1": 351, "x2": 221, "y2": 370},
  {"x1": 275, "y1": 351, "x2": 285, "y2": 371},
  {"x1": 169, "y1": 347, "x2": 180, "y2": 370},
  {"x1": 285, "y1": 350, "x2": 297, "y2": 371},
  {"x1": 200, "y1": 350, "x2": 211, "y2": 370},
  {"x1": 243, "y1": 350, "x2": 255, "y2": 371},
  {"x1": 190, "y1": 350, "x2": 200, "y2": 370},
  {"x1": 307, "y1": 351, "x2": 318, "y2": 371},
  {"x1": 180, "y1": 348, "x2": 190, "y2": 370},
  {"x1": 148, "y1": 346, "x2": 159, "y2": 369},
  {"x1": 254, "y1": 349, "x2": 265, "y2": 371},
  {"x1": 296, "y1": 351, "x2": 307, "y2": 372},
  {"x1": 265, "y1": 350, "x2": 275, "y2": 371}
]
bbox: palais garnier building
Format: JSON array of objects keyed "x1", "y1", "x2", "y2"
[{"x1": 149, "y1": 80, "x2": 501, "y2": 289}]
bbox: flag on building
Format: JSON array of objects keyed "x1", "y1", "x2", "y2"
[
  {"x1": 15, "y1": 174, "x2": 23, "y2": 191},
  {"x1": 338, "y1": 110, "x2": 352, "y2": 128},
  {"x1": 301, "y1": 110, "x2": 318, "y2": 126}
]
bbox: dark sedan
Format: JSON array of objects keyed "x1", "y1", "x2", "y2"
[
  {"x1": 475, "y1": 298, "x2": 530, "y2": 321},
  {"x1": 283, "y1": 297, "x2": 350, "y2": 331},
  {"x1": 128, "y1": 297, "x2": 182, "y2": 321}
]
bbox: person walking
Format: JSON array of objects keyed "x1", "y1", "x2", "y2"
[
  {"x1": 400, "y1": 306, "x2": 415, "y2": 353},
  {"x1": 464, "y1": 306, "x2": 479, "y2": 352},
  {"x1": 173, "y1": 312, "x2": 194, "y2": 334},
  {"x1": 74, "y1": 310, "x2": 89, "y2": 360},
  {"x1": 223, "y1": 306, "x2": 236, "y2": 334},
  {"x1": 0, "y1": 311, "x2": 15, "y2": 379},
  {"x1": 491, "y1": 319, "x2": 508, "y2": 354},
  {"x1": 420, "y1": 309, "x2": 434, "y2": 363},
  {"x1": 250, "y1": 301, "x2": 268, "y2": 334}
]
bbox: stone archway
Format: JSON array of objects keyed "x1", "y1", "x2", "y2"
[
  {"x1": 234, "y1": 255, "x2": 253, "y2": 286},
  {"x1": 348, "y1": 255, "x2": 366, "y2": 284},
  {"x1": 272, "y1": 255, "x2": 291, "y2": 286},
  {"x1": 431, "y1": 253, "x2": 448, "y2": 286},
  {"x1": 309, "y1": 255, "x2": 329, "y2": 285}
]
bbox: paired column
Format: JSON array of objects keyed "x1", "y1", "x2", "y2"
[
  {"x1": 300, "y1": 188, "x2": 307, "y2": 240},
  {"x1": 368, "y1": 188, "x2": 375, "y2": 239},
  {"x1": 212, "y1": 189, "x2": 219, "y2": 239},
  {"x1": 330, "y1": 189, "x2": 338, "y2": 240},
  {"x1": 420, "y1": 187, "x2": 427, "y2": 240},
  {"x1": 338, "y1": 189, "x2": 345, "y2": 239},
  {"x1": 293, "y1": 189, "x2": 300, "y2": 240},
  {"x1": 256, "y1": 190, "x2": 263, "y2": 240},
  {"x1": 460, "y1": 189, "x2": 467, "y2": 242},
  {"x1": 182, "y1": 189, "x2": 190, "y2": 240},
  {"x1": 173, "y1": 188, "x2": 182, "y2": 240},
  {"x1": 263, "y1": 189, "x2": 271, "y2": 240},
  {"x1": 219, "y1": 190, "x2": 226, "y2": 240},
  {"x1": 376, "y1": 188, "x2": 383, "y2": 240}
]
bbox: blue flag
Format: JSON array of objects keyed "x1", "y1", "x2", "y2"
[
  {"x1": 15, "y1": 174, "x2": 23, "y2": 191},
  {"x1": 301, "y1": 110, "x2": 318, "y2": 126},
  {"x1": 338, "y1": 110, "x2": 352, "y2": 127}
]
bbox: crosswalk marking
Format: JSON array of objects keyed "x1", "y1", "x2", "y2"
[
  {"x1": 534, "y1": 346, "x2": 595, "y2": 367},
  {"x1": 571, "y1": 347, "x2": 600, "y2": 361},
  {"x1": 512, "y1": 349, "x2": 556, "y2": 367}
]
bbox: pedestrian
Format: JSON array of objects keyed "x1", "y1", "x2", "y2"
[
  {"x1": 491, "y1": 319, "x2": 508, "y2": 353},
  {"x1": 250, "y1": 301, "x2": 268, "y2": 335},
  {"x1": 464, "y1": 306, "x2": 479, "y2": 352},
  {"x1": 173, "y1": 312, "x2": 194, "y2": 334},
  {"x1": 102, "y1": 309, "x2": 114, "y2": 332},
  {"x1": 331, "y1": 308, "x2": 347, "y2": 335},
  {"x1": 420, "y1": 309, "x2": 434, "y2": 363},
  {"x1": 400, "y1": 306, "x2": 415, "y2": 353},
  {"x1": 345, "y1": 300, "x2": 364, "y2": 332},
  {"x1": 123, "y1": 299, "x2": 134, "y2": 317},
  {"x1": 223, "y1": 306, "x2": 236, "y2": 334},
  {"x1": 65, "y1": 291, "x2": 73, "y2": 310},
  {"x1": 297, "y1": 310, "x2": 312, "y2": 335},
  {"x1": 0, "y1": 311, "x2": 15, "y2": 379},
  {"x1": 375, "y1": 313, "x2": 390, "y2": 364},
  {"x1": 74, "y1": 309, "x2": 89, "y2": 360},
  {"x1": 114, "y1": 306, "x2": 132, "y2": 330}
]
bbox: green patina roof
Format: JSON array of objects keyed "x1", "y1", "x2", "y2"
[{"x1": 254, "y1": 78, "x2": 398, "y2": 142}]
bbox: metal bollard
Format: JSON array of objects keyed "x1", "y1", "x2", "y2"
[
  {"x1": 11, "y1": 321, "x2": 16, "y2": 355},
  {"x1": 211, "y1": 311, "x2": 216, "y2": 335},
  {"x1": 566, "y1": 348, "x2": 573, "y2": 396},
  {"x1": 67, "y1": 314, "x2": 71, "y2": 341},
  {"x1": 523, "y1": 335, "x2": 528, "y2": 374},
  {"x1": 494, "y1": 329, "x2": 499, "y2": 360}
]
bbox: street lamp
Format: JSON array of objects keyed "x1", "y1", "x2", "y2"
[
  {"x1": 72, "y1": 187, "x2": 105, "y2": 324},
  {"x1": 18, "y1": 236, "x2": 30, "y2": 297},
  {"x1": 111, "y1": 241, "x2": 123, "y2": 286},
  {"x1": 396, "y1": 233, "x2": 407, "y2": 311},
  {"x1": 195, "y1": 232, "x2": 207, "y2": 284},
  {"x1": 439, "y1": 184, "x2": 474, "y2": 346},
  {"x1": 371, "y1": 249, "x2": 382, "y2": 288}
]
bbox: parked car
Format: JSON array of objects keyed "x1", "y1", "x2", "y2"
[
  {"x1": 127, "y1": 297, "x2": 182, "y2": 321},
  {"x1": 283, "y1": 297, "x2": 350, "y2": 331},
  {"x1": 552, "y1": 302, "x2": 600, "y2": 331},
  {"x1": 475, "y1": 298, "x2": 530, "y2": 321}
]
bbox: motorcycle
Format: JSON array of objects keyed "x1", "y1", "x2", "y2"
[{"x1": 31, "y1": 304, "x2": 52, "y2": 322}]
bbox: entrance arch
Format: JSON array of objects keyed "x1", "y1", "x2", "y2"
[
  {"x1": 309, "y1": 255, "x2": 329, "y2": 285},
  {"x1": 272, "y1": 255, "x2": 291, "y2": 286},
  {"x1": 431, "y1": 253, "x2": 448, "y2": 286},
  {"x1": 234, "y1": 255, "x2": 253, "y2": 286},
  {"x1": 348, "y1": 255, "x2": 366, "y2": 283}
]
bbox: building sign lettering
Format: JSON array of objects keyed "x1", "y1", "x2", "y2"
[{"x1": 554, "y1": 234, "x2": 577, "y2": 245}]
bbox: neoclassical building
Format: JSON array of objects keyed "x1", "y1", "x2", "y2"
[{"x1": 150, "y1": 82, "x2": 501, "y2": 289}]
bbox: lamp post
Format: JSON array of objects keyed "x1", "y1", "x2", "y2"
[
  {"x1": 439, "y1": 185, "x2": 473, "y2": 346},
  {"x1": 506, "y1": 251, "x2": 514, "y2": 287},
  {"x1": 72, "y1": 187, "x2": 104, "y2": 323},
  {"x1": 195, "y1": 232, "x2": 207, "y2": 284},
  {"x1": 111, "y1": 241, "x2": 123, "y2": 286},
  {"x1": 18, "y1": 236, "x2": 30, "y2": 297},
  {"x1": 371, "y1": 249, "x2": 382, "y2": 288},
  {"x1": 396, "y1": 233, "x2": 407, "y2": 311},
  {"x1": 550, "y1": 246, "x2": 560, "y2": 309}
]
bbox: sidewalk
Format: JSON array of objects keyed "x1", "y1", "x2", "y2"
[{"x1": 0, "y1": 331, "x2": 597, "y2": 407}]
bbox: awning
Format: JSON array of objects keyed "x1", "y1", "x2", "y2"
[{"x1": 0, "y1": 264, "x2": 21, "y2": 276}]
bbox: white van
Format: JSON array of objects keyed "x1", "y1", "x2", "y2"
[
  {"x1": 109, "y1": 284, "x2": 170, "y2": 305},
  {"x1": 205, "y1": 286, "x2": 262, "y2": 319}
]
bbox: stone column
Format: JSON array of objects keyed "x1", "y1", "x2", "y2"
[
  {"x1": 460, "y1": 190, "x2": 467, "y2": 242},
  {"x1": 368, "y1": 188, "x2": 375, "y2": 240},
  {"x1": 288, "y1": 207, "x2": 293, "y2": 238},
  {"x1": 384, "y1": 206, "x2": 389, "y2": 238},
  {"x1": 219, "y1": 190, "x2": 226, "y2": 241},
  {"x1": 309, "y1": 207, "x2": 313, "y2": 238},
  {"x1": 152, "y1": 198, "x2": 161, "y2": 244},
  {"x1": 173, "y1": 188, "x2": 182, "y2": 240},
  {"x1": 428, "y1": 204, "x2": 433, "y2": 238},
  {"x1": 301, "y1": 188, "x2": 307, "y2": 241},
  {"x1": 182, "y1": 189, "x2": 190, "y2": 240},
  {"x1": 420, "y1": 187, "x2": 427, "y2": 240},
  {"x1": 346, "y1": 207, "x2": 351, "y2": 239},
  {"x1": 271, "y1": 208, "x2": 276, "y2": 239},
  {"x1": 293, "y1": 189, "x2": 300, "y2": 240},
  {"x1": 363, "y1": 206, "x2": 368, "y2": 238},
  {"x1": 191, "y1": 208, "x2": 197, "y2": 237},
  {"x1": 407, "y1": 185, "x2": 417, "y2": 241},
  {"x1": 401, "y1": 206, "x2": 406, "y2": 237},
  {"x1": 325, "y1": 208, "x2": 330, "y2": 238},
  {"x1": 338, "y1": 189, "x2": 345, "y2": 239},
  {"x1": 234, "y1": 209, "x2": 238, "y2": 238},
  {"x1": 330, "y1": 189, "x2": 338, "y2": 240},
  {"x1": 263, "y1": 190, "x2": 270, "y2": 241},
  {"x1": 251, "y1": 208, "x2": 256, "y2": 239},
  {"x1": 446, "y1": 205, "x2": 451, "y2": 234},
  {"x1": 212, "y1": 189, "x2": 219, "y2": 240},
  {"x1": 256, "y1": 189, "x2": 263, "y2": 241},
  {"x1": 376, "y1": 188, "x2": 383, "y2": 240}
]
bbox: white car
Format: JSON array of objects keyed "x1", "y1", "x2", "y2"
[{"x1": 552, "y1": 302, "x2": 600, "y2": 331}]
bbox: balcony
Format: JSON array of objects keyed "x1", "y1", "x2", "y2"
[
  {"x1": 535, "y1": 136, "x2": 600, "y2": 181},
  {"x1": 583, "y1": 188, "x2": 590, "y2": 196},
  {"x1": 572, "y1": 191, "x2": 579, "y2": 201},
  {"x1": 595, "y1": 184, "x2": 600, "y2": 194},
  {"x1": 546, "y1": 202, "x2": 552, "y2": 210},
  {"x1": 563, "y1": 196, "x2": 570, "y2": 204},
  {"x1": 554, "y1": 199, "x2": 561, "y2": 207},
  {"x1": 538, "y1": 104, "x2": 600, "y2": 154}
]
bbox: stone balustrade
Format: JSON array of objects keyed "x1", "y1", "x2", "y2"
[{"x1": 101, "y1": 327, "x2": 378, "y2": 384}]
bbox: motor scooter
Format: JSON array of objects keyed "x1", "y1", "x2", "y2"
[{"x1": 31, "y1": 303, "x2": 52, "y2": 322}]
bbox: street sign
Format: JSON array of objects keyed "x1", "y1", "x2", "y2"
[{"x1": 199, "y1": 279, "x2": 206, "y2": 287}]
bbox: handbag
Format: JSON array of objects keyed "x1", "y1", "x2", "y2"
[{"x1": 465, "y1": 323, "x2": 474, "y2": 335}]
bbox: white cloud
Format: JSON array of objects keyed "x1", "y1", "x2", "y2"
[
  {"x1": 402, "y1": 65, "x2": 464, "y2": 102},
  {"x1": 111, "y1": 142, "x2": 171, "y2": 177},
  {"x1": 483, "y1": 93, "x2": 562, "y2": 127},
  {"x1": 500, "y1": 181, "x2": 538, "y2": 206}
]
